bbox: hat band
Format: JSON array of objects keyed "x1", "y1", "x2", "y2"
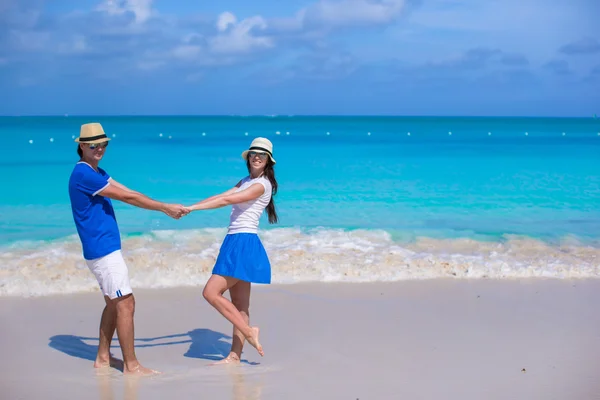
[
  {"x1": 79, "y1": 134, "x2": 108, "y2": 142},
  {"x1": 249, "y1": 146, "x2": 272, "y2": 157}
]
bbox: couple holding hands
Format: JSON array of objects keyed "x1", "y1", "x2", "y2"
[{"x1": 68, "y1": 123, "x2": 278, "y2": 375}]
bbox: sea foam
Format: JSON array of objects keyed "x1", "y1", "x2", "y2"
[{"x1": 1, "y1": 228, "x2": 599, "y2": 297}]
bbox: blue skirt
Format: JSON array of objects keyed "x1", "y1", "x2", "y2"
[{"x1": 212, "y1": 233, "x2": 271, "y2": 284}]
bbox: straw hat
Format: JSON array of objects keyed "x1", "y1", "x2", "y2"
[
  {"x1": 241, "y1": 137, "x2": 276, "y2": 164},
  {"x1": 74, "y1": 123, "x2": 111, "y2": 144}
]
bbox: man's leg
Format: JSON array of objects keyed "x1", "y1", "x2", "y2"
[
  {"x1": 87, "y1": 250, "x2": 158, "y2": 375},
  {"x1": 94, "y1": 296, "x2": 118, "y2": 368},
  {"x1": 111, "y1": 293, "x2": 158, "y2": 375}
]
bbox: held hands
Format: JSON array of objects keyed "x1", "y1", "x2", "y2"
[{"x1": 163, "y1": 204, "x2": 191, "y2": 220}]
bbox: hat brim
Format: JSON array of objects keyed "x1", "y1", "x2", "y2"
[
  {"x1": 242, "y1": 150, "x2": 276, "y2": 164},
  {"x1": 75, "y1": 136, "x2": 111, "y2": 144}
]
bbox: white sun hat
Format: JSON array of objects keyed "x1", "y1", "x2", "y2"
[{"x1": 241, "y1": 137, "x2": 276, "y2": 164}]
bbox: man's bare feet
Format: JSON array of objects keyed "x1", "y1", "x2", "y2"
[
  {"x1": 124, "y1": 362, "x2": 161, "y2": 376},
  {"x1": 210, "y1": 353, "x2": 241, "y2": 366},
  {"x1": 245, "y1": 326, "x2": 264, "y2": 357},
  {"x1": 94, "y1": 356, "x2": 124, "y2": 371}
]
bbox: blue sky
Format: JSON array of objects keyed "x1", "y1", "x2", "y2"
[{"x1": 1, "y1": 0, "x2": 599, "y2": 116}]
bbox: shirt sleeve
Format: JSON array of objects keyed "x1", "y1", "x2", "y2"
[
  {"x1": 255, "y1": 178, "x2": 271, "y2": 195},
  {"x1": 76, "y1": 167, "x2": 111, "y2": 196},
  {"x1": 98, "y1": 167, "x2": 111, "y2": 181}
]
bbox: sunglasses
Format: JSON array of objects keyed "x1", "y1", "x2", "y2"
[
  {"x1": 248, "y1": 151, "x2": 268, "y2": 159},
  {"x1": 88, "y1": 142, "x2": 109, "y2": 150}
]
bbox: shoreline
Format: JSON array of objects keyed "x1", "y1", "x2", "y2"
[
  {"x1": 4, "y1": 225, "x2": 600, "y2": 247},
  {"x1": 2, "y1": 227, "x2": 599, "y2": 297},
  {"x1": 3, "y1": 275, "x2": 600, "y2": 299},
  {"x1": 2, "y1": 279, "x2": 599, "y2": 399}
]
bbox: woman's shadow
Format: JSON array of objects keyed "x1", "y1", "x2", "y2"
[
  {"x1": 137, "y1": 329, "x2": 258, "y2": 365},
  {"x1": 48, "y1": 328, "x2": 259, "y2": 369}
]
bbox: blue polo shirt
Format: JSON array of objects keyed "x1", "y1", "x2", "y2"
[{"x1": 68, "y1": 162, "x2": 121, "y2": 260}]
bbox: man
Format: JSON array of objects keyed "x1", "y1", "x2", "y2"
[{"x1": 68, "y1": 122, "x2": 188, "y2": 376}]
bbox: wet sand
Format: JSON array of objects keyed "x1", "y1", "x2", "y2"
[{"x1": 1, "y1": 279, "x2": 599, "y2": 399}]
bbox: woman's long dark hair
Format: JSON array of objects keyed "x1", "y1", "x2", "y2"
[{"x1": 247, "y1": 157, "x2": 278, "y2": 224}]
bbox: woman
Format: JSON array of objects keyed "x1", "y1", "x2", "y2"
[{"x1": 186, "y1": 137, "x2": 278, "y2": 361}]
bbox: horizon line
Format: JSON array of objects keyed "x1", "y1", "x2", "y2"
[{"x1": 0, "y1": 114, "x2": 597, "y2": 119}]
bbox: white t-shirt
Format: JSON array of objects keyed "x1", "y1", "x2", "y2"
[{"x1": 227, "y1": 175, "x2": 272, "y2": 234}]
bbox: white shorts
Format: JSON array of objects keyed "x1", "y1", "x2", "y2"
[{"x1": 85, "y1": 250, "x2": 133, "y2": 300}]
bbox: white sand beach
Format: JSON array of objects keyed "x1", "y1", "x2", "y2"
[{"x1": 2, "y1": 279, "x2": 599, "y2": 400}]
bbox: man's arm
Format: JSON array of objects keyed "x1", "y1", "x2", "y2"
[
  {"x1": 108, "y1": 178, "x2": 139, "y2": 194},
  {"x1": 99, "y1": 184, "x2": 187, "y2": 219}
]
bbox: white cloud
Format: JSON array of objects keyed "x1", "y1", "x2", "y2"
[
  {"x1": 57, "y1": 35, "x2": 87, "y2": 54},
  {"x1": 185, "y1": 71, "x2": 203, "y2": 82},
  {"x1": 6, "y1": 0, "x2": 594, "y2": 89},
  {"x1": 137, "y1": 60, "x2": 165, "y2": 70},
  {"x1": 268, "y1": 15, "x2": 305, "y2": 33},
  {"x1": 73, "y1": 35, "x2": 86, "y2": 52},
  {"x1": 172, "y1": 44, "x2": 202, "y2": 60},
  {"x1": 182, "y1": 33, "x2": 203, "y2": 44},
  {"x1": 9, "y1": 30, "x2": 50, "y2": 52},
  {"x1": 216, "y1": 11, "x2": 237, "y2": 32},
  {"x1": 301, "y1": 0, "x2": 405, "y2": 27},
  {"x1": 97, "y1": 0, "x2": 154, "y2": 23},
  {"x1": 164, "y1": 12, "x2": 274, "y2": 66},
  {"x1": 209, "y1": 14, "x2": 273, "y2": 55},
  {"x1": 404, "y1": 0, "x2": 595, "y2": 65},
  {"x1": 128, "y1": 0, "x2": 152, "y2": 22}
]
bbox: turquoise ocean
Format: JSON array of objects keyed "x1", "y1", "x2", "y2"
[{"x1": 1, "y1": 116, "x2": 599, "y2": 296}]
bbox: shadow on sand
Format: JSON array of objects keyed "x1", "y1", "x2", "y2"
[
  {"x1": 50, "y1": 328, "x2": 264, "y2": 399},
  {"x1": 48, "y1": 328, "x2": 259, "y2": 369}
]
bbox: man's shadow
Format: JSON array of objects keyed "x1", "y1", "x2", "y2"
[{"x1": 48, "y1": 328, "x2": 258, "y2": 369}]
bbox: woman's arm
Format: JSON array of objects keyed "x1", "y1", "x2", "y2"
[
  {"x1": 187, "y1": 183, "x2": 265, "y2": 211},
  {"x1": 193, "y1": 180, "x2": 242, "y2": 206}
]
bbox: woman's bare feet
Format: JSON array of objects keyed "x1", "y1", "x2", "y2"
[
  {"x1": 245, "y1": 327, "x2": 263, "y2": 357},
  {"x1": 124, "y1": 362, "x2": 160, "y2": 376}
]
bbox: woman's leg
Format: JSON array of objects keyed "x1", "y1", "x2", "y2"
[
  {"x1": 211, "y1": 280, "x2": 251, "y2": 364},
  {"x1": 203, "y1": 274, "x2": 263, "y2": 356},
  {"x1": 229, "y1": 280, "x2": 251, "y2": 359}
]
